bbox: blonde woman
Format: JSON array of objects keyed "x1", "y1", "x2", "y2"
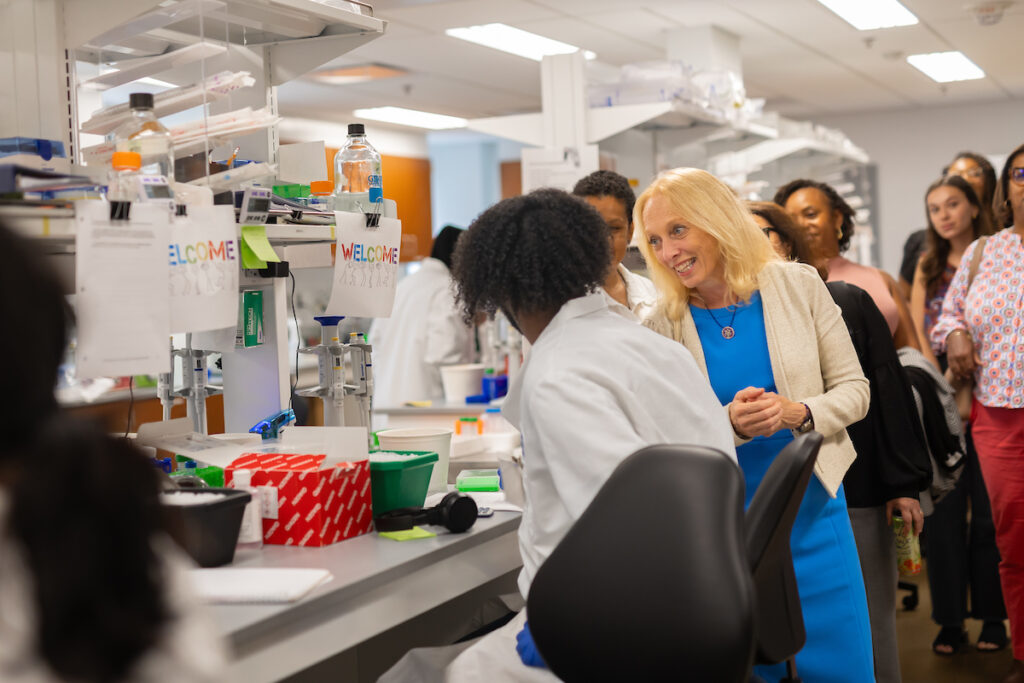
[{"x1": 637, "y1": 168, "x2": 874, "y2": 683}]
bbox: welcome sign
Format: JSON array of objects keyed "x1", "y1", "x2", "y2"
[
  {"x1": 325, "y1": 211, "x2": 401, "y2": 317},
  {"x1": 169, "y1": 205, "x2": 239, "y2": 333}
]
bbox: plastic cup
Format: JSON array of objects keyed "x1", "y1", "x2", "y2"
[
  {"x1": 440, "y1": 364, "x2": 486, "y2": 403},
  {"x1": 376, "y1": 428, "x2": 453, "y2": 495},
  {"x1": 892, "y1": 515, "x2": 922, "y2": 576}
]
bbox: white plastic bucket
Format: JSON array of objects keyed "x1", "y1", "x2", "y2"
[
  {"x1": 440, "y1": 363, "x2": 486, "y2": 402},
  {"x1": 376, "y1": 428, "x2": 453, "y2": 495}
]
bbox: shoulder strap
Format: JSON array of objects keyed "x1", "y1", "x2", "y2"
[{"x1": 967, "y1": 236, "x2": 989, "y2": 291}]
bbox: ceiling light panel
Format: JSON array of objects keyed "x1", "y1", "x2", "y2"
[
  {"x1": 352, "y1": 106, "x2": 467, "y2": 130},
  {"x1": 815, "y1": 0, "x2": 918, "y2": 30},
  {"x1": 445, "y1": 23, "x2": 595, "y2": 62},
  {"x1": 906, "y1": 51, "x2": 986, "y2": 82}
]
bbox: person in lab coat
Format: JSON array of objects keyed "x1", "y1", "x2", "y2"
[
  {"x1": 369, "y1": 225, "x2": 476, "y2": 407},
  {"x1": 0, "y1": 221, "x2": 226, "y2": 683},
  {"x1": 437, "y1": 188, "x2": 736, "y2": 681},
  {"x1": 571, "y1": 170, "x2": 658, "y2": 318}
]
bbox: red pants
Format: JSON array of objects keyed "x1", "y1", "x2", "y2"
[{"x1": 972, "y1": 401, "x2": 1024, "y2": 659}]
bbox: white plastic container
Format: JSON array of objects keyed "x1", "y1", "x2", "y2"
[
  {"x1": 440, "y1": 363, "x2": 486, "y2": 403},
  {"x1": 376, "y1": 428, "x2": 453, "y2": 495}
]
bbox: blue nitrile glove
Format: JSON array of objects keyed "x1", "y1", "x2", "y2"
[{"x1": 515, "y1": 621, "x2": 547, "y2": 668}]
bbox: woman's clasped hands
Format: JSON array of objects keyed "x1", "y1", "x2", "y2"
[{"x1": 728, "y1": 386, "x2": 808, "y2": 438}]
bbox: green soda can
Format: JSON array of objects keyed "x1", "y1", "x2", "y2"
[{"x1": 893, "y1": 513, "x2": 922, "y2": 576}]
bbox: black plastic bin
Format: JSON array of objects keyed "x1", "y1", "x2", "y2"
[{"x1": 162, "y1": 488, "x2": 252, "y2": 567}]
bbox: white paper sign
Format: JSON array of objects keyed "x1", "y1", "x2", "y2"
[
  {"x1": 325, "y1": 211, "x2": 401, "y2": 317},
  {"x1": 169, "y1": 205, "x2": 239, "y2": 334},
  {"x1": 74, "y1": 200, "x2": 171, "y2": 378},
  {"x1": 278, "y1": 140, "x2": 327, "y2": 184}
]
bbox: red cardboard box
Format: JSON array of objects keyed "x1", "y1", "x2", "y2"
[{"x1": 226, "y1": 452, "x2": 372, "y2": 547}]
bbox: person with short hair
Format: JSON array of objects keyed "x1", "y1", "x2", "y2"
[
  {"x1": 441, "y1": 188, "x2": 735, "y2": 681},
  {"x1": 571, "y1": 170, "x2": 657, "y2": 318},
  {"x1": 638, "y1": 168, "x2": 872, "y2": 683},
  {"x1": 775, "y1": 178, "x2": 921, "y2": 353}
]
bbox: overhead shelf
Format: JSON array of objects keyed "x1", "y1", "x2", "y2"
[
  {"x1": 67, "y1": 0, "x2": 384, "y2": 57},
  {"x1": 708, "y1": 136, "x2": 870, "y2": 180}
]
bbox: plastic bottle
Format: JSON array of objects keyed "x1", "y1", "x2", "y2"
[
  {"x1": 482, "y1": 407, "x2": 511, "y2": 434},
  {"x1": 333, "y1": 123, "x2": 382, "y2": 208},
  {"x1": 107, "y1": 151, "x2": 141, "y2": 201},
  {"x1": 309, "y1": 180, "x2": 335, "y2": 212},
  {"x1": 232, "y1": 469, "x2": 264, "y2": 550},
  {"x1": 113, "y1": 92, "x2": 175, "y2": 181}
]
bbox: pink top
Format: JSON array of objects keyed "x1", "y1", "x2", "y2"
[
  {"x1": 826, "y1": 256, "x2": 899, "y2": 335},
  {"x1": 931, "y1": 229, "x2": 1024, "y2": 409}
]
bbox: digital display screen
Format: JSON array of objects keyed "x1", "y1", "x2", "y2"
[
  {"x1": 144, "y1": 184, "x2": 172, "y2": 199},
  {"x1": 247, "y1": 197, "x2": 271, "y2": 213}
]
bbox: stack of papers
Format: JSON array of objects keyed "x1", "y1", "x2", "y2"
[{"x1": 189, "y1": 568, "x2": 333, "y2": 604}]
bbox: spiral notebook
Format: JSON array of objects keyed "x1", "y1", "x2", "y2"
[{"x1": 190, "y1": 568, "x2": 333, "y2": 604}]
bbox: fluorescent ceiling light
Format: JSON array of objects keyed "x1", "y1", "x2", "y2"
[
  {"x1": 815, "y1": 0, "x2": 918, "y2": 30},
  {"x1": 135, "y1": 76, "x2": 177, "y2": 88},
  {"x1": 307, "y1": 64, "x2": 407, "y2": 85},
  {"x1": 352, "y1": 106, "x2": 467, "y2": 130},
  {"x1": 907, "y1": 51, "x2": 985, "y2": 82},
  {"x1": 445, "y1": 23, "x2": 596, "y2": 62}
]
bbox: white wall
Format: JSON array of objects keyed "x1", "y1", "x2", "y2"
[
  {"x1": 428, "y1": 138, "x2": 500, "y2": 231},
  {"x1": 813, "y1": 99, "x2": 1021, "y2": 274}
]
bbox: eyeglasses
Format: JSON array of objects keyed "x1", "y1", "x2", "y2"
[
  {"x1": 953, "y1": 167, "x2": 985, "y2": 180},
  {"x1": 1012, "y1": 167, "x2": 1024, "y2": 185}
]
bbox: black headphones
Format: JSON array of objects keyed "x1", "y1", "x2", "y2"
[{"x1": 374, "y1": 492, "x2": 479, "y2": 534}]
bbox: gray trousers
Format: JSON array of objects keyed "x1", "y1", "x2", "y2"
[{"x1": 849, "y1": 505, "x2": 901, "y2": 683}]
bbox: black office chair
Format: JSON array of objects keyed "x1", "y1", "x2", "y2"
[
  {"x1": 745, "y1": 431, "x2": 823, "y2": 683},
  {"x1": 527, "y1": 444, "x2": 755, "y2": 682}
]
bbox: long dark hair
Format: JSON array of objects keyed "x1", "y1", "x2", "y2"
[
  {"x1": 919, "y1": 175, "x2": 994, "y2": 296},
  {"x1": 0, "y1": 221, "x2": 170, "y2": 682},
  {"x1": 944, "y1": 151, "x2": 997, "y2": 208},
  {"x1": 994, "y1": 142, "x2": 1024, "y2": 228}
]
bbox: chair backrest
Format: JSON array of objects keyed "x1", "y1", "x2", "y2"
[
  {"x1": 527, "y1": 444, "x2": 755, "y2": 683},
  {"x1": 744, "y1": 431, "x2": 823, "y2": 665}
]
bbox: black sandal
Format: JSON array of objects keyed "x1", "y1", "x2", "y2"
[
  {"x1": 978, "y1": 621, "x2": 1009, "y2": 652},
  {"x1": 933, "y1": 626, "x2": 967, "y2": 656}
]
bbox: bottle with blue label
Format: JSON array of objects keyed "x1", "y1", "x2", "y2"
[{"x1": 333, "y1": 123, "x2": 382, "y2": 210}]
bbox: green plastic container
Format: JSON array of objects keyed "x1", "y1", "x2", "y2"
[{"x1": 369, "y1": 450, "x2": 439, "y2": 516}]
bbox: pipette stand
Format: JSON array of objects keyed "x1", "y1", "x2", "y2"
[
  {"x1": 297, "y1": 316, "x2": 375, "y2": 447},
  {"x1": 172, "y1": 333, "x2": 222, "y2": 435}
]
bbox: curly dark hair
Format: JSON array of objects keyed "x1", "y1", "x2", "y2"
[
  {"x1": 919, "y1": 175, "x2": 995, "y2": 296},
  {"x1": 572, "y1": 170, "x2": 635, "y2": 224},
  {"x1": 452, "y1": 189, "x2": 611, "y2": 325},
  {"x1": 0, "y1": 220, "x2": 170, "y2": 682},
  {"x1": 773, "y1": 179, "x2": 856, "y2": 253}
]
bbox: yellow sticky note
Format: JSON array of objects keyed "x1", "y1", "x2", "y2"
[
  {"x1": 240, "y1": 225, "x2": 280, "y2": 269},
  {"x1": 378, "y1": 526, "x2": 436, "y2": 541}
]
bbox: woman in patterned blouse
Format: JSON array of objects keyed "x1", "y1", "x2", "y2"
[{"x1": 932, "y1": 142, "x2": 1024, "y2": 683}]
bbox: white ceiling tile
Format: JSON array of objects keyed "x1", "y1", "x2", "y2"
[{"x1": 377, "y1": 0, "x2": 559, "y2": 33}]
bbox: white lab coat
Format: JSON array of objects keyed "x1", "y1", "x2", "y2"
[
  {"x1": 617, "y1": 263, "x2": 658, "y2": 320},
  {"x1": 369, "y1": 258, "x2": 476, "y2": 407},
  {"x1": 442, "y1": 292, "x2": 736, "y2": 681}
]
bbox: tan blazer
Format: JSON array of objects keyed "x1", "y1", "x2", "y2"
[{"x1": 644, "y1": 260, "x2": 869, "y2": 497}]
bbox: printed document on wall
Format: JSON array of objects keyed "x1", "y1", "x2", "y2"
[
  {"x1": 74, "y1": 200, "x2": 170, "y2": 378},
  {"x1": 169, "y1": 205, "x2": 239, "y2": 333},
  {"x1": 325, "y1": 211, "x2": 401, "y2": 317}
]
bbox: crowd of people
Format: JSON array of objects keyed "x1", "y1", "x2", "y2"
[{"x1": 3, "y1": 141, "x2": 1021, "y2": 683}]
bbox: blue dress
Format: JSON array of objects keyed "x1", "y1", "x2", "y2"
[{"x1": 692, "y1": 293, "x2": 875, "y2": 683}]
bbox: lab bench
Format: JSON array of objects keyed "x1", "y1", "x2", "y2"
[{"x1": 212, "y1": 511, "x2": 522, "y2": 682}]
